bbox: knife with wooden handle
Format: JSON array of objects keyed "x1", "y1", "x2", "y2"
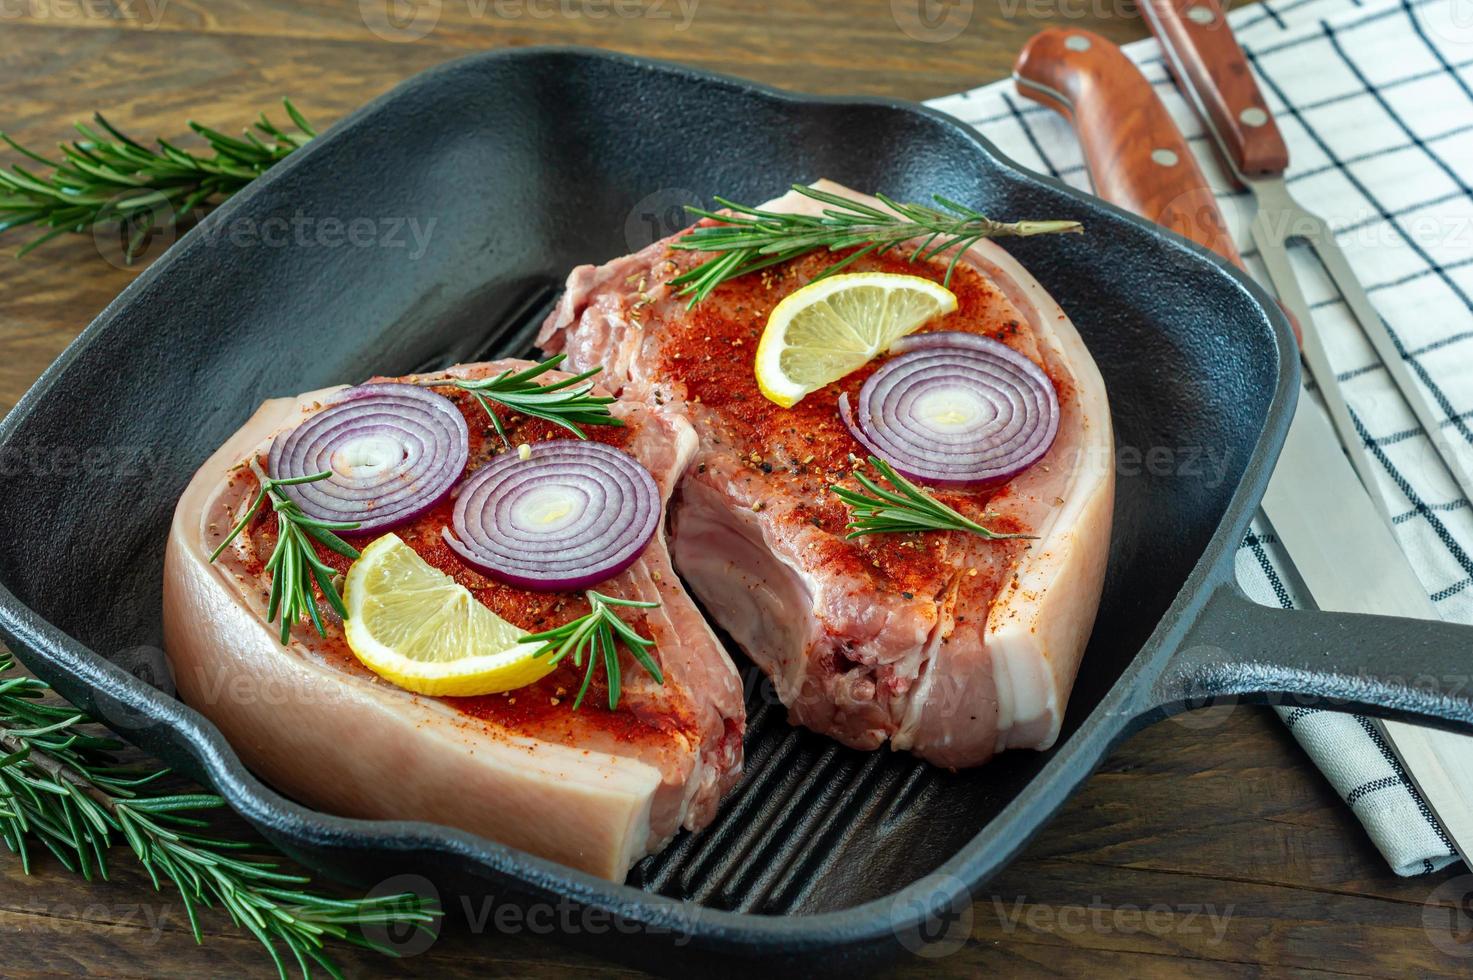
[
  {"x1": 1015, "y1": 28, "x2": 1473, "y2": 869},
  {"x1": 1013, "y1": 28, "x2": 1241, "y2": 266}
]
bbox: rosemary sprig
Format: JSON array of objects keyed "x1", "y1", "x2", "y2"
[
  {"x1": 411, "y1": 354, "x2": 620, "y2": 448},
  {"x1": 209, "y1": 461, "x2": 360, "y2": 644},
  {"x1": 667, "y1": 183, "x2": 1083, "y2": 305},
  {"x1": 831, "y1": 456, "x2": 1036, "y2": 541},
  {"x1": 0, "y1": 652, "x2": 437, "y2": 977},
  {"x1": 0, "y1": 99, "x2": 315, "y2": 261},
  {"x1": 519, "y1": 592, "x2": 664, "y2": 711}
]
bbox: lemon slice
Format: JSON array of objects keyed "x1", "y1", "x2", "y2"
[
  {"x1": 754, "y1": 272, "x2": 958, "y2": 408},
  {"x1": 343, "y1": 534, "x2": 552, "y2": 697}
]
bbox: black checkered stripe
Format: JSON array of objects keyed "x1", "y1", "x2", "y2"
[{"x1": 928, "y1": 0, "x2": 1471, "y2": 874}]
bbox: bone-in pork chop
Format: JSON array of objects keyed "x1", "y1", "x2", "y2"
[
  {"x1": 163, "y1": 361, "x2": 744, "y2": 879},
  {"x1": 540, "y1": 182, "x2": 1113, "y2": 768}
]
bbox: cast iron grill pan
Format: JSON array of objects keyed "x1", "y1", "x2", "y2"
[
  {"x1": 3, "y1": 48, "x2": 1473, "y2": 975},
  {"x1": 419, "y1": 292, "x2": 976, "y2": 915}
]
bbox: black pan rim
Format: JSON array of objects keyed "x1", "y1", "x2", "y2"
[{"x1": 0, "y1": 44, "x2": 1298, "y2": 952}]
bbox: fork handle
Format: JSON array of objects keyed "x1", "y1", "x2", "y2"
[{"x1": 1142, "y1": 0, "x2": 1289, "y2": 177}]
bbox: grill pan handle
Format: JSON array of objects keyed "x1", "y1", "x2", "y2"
[{"x1": 1143, "y1": 581, "x2": 1473, "y2": 734}]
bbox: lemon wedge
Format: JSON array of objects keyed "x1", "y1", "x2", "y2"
[
  {"x1": 343, "y1": 534, "x2": 552, "y2": 697},
  {"x1": 753, "y1": 272, "x2": 958, "y2": 407}
]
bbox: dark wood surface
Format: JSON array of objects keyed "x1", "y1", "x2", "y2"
[{"x1": 0, "y1": 2, "x2": 1466, "y2": 976}]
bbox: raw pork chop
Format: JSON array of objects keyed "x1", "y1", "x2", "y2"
[
  {"x1": 164, "y1": 361, "x2": 744, "y2": 879},
  {"x1": 540, "y1": 181, "x2": 1114, "y2": 768}
]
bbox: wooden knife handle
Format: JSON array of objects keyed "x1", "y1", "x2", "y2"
[
  {"x1": 1142, "y1": 0, "x2": 1289, "y2": 176},
  {"x1": 1013, "y1": 28, "x2": 1242, "y2": 268}
]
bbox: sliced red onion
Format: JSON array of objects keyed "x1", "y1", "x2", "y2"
[
  {"x1": 445, "y1": 440, "x2": 659, "y2": 591},
  {"x1": 839, "y1": 331, "x2": 1059, "y2": 487},
  {"x1": 269, "y1": 383, "x2": 469, "y2": 533}
]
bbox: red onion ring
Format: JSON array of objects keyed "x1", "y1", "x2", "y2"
[
  {"x1": 838, "y1": 331, "x2": 1060, "y2": 487},
  {"x1": 445, "y1": 440, "x2": 659, "y2": 591},
  {"x1": 269, "y1": 383, "x2": 469, "y2": 533}
]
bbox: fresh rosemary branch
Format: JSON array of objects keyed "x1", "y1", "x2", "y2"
[
  {"x1": 668, "y1": 184, "x2": 1083, "y2": 305},
  {"x1": 0, "y1": 652, "x2": 437, "y2": 978},
  {"x1": 0, "y1": 99, "x2": 315, "y2": 261},
  {"x1": 209, "y1": 462, "x2": 360, "y2": 644},
  {"x1": 831, "y1": 456, "x2": 1036, "y2": 541},
  {"x1": 520, "y1": 592, "x2": 664, "y2": 711},
  {"x1": 412, "y1": 354, "x2": 621, "y2": 448}
]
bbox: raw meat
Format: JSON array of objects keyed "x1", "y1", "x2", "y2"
[
  {"x1": 163, "y1": 362, "x2": 744, "y2": 879},
  {"x1": 540, "y1": 181, "x2": 1114, "y2": 767}
]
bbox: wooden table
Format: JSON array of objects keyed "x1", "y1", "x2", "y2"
[{"x1": 1, "y1": 1, "x2": 1466, "y2": 976}]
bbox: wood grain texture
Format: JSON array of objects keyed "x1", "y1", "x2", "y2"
[
  {"x1": 0, "y1": 2, "x2": 1467, "y2": 977},
  {"x1": 1142, "y1": 0, "x2": 1291, "y2": 175},
  {"x1": 1013, "y1": 27, "x2": 1242, "y2": 266}
]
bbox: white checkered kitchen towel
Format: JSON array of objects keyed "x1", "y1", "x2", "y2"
[{"x1": 928, "y1": 0, "x2": 1473, "y2": 875}]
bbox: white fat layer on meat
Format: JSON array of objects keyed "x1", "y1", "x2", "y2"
[
  {"x1": 164, "y1": 365, "x2": 744, "y2": 880},
  {"x1": 540, "y1": 180, "x2": 1113, "y2": 768},
  {"x1": 974, "y1": 240, "x2": 1115, "y2": 753}
]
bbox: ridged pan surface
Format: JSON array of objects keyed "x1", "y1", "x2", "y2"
[{"x1": 0, "y1": 48, "x2": 1293, "y2": 974}]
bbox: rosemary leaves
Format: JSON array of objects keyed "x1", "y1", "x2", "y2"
[
  {"x1": 0, "y1": 652, "x2": 437, "y2": 977},
  {"x1": 519, "y1": 592, "x2": 665, "y2": 710},
  {"x1": 668, "y1": 183, "x2": 1082, "y2": 305},
  {"x1": 0, "y1": 99, "x2": 315, "y2": 261},
  {"x1": 411, "y1": 355, "x2": 620, "y2": 448},
  {"x1": 209, "y1": 462, "x2": 360, "y2": 644},
  {"x1": 832, "y1": 456, "x2": 1035, "y2": 541}
]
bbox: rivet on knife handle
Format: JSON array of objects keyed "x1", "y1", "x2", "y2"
[
  {"x1": 1143, "y1": 0, "x2": 1289, "y2": 177},
  {"x1": 1014, "y1": 28, "x2": 1242, "y2": 267}
]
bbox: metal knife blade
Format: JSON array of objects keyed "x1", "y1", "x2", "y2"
[
  {"x1": 1014, "y1": 26, "x2": 1473, "y2": 867},
  {"x1": 1142, "y1": 0, "x2": 1473, "y2": 517},
  {"x1": 1265, "y1": 391, "x2": 1473, "y2": 868},
  {"x1": 1140, "y1": 0, "x2": 1473, "y2": 867}
]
